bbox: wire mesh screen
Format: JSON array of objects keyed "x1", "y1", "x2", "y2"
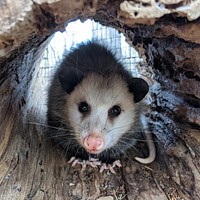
[
  {"x1": 38, "y1": 19, "x2": 142, "y2": 83},
  {"x1": 90, "y1": 22, "x2": 142, "y2": 74}
]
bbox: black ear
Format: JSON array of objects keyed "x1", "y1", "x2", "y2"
[
  {"x1": 128, "y1": 78, "x2": 149, "y2": 103},
  {"x1": 58, "y1": 68, "x2": 84, "y2": 93}
]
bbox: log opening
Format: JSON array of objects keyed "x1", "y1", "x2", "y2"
[{"x1": 0, "y1": 1, "x2": 200, "y2": 199}]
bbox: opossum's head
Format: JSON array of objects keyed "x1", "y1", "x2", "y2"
[{"x1": 59, "y1": 72, "x2": 148, "y2": 154}]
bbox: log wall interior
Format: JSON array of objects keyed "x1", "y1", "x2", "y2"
[{"x1": 0, "y1": 0, "x2": 200, "y2": 199}]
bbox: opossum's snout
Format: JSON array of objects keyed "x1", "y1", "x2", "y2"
[{"x1": 83, "y1": 133, "x2": 104, "y2": 154}]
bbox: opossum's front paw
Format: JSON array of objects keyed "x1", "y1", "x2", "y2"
[
  {"x1": 99, "y1": 160, "x2": 122, "y2": 174},
  {"x1": 68, "y1": 157, "x2": 122, "y2": 173},
  {"x1": 68, "y1": 157, "x2": 101, "y2": 171}
]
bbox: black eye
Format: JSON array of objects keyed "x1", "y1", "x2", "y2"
[
  {"x1": 108, "y1": 105, "x2": 121, "y2": 118},
  {"x1": 78, "y1": 101, "x2": 90, "y2": 113}
]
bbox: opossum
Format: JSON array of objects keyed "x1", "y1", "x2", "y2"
[{"x1": 47, "y1": 41, "x2": 156, "y2": 173}]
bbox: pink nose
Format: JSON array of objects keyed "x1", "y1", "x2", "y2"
[{"x1": 84, "y1": 135, "x2": 104, "y2": 152}]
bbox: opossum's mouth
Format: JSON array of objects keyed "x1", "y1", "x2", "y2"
[{"x1": 84, "y1": 147, "x2": 102, "y2": 154}]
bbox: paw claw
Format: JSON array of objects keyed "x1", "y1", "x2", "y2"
[
  {"x1": 81, "y1": 161, "x2": 87, "y2": 171},
  {"x1": 71, "y1": 159, "x2": 79, "y2": 167},
  {"x1": 68, "y1": 156, "x2": 76, "y2": 163},
  {"x1": 109, "y1": 166, "x2": 116, "y2": 174},
  {"x1": 68, "y1": 157, "x2": 122, "y2": 173},
  {"x1": 114, "y1": 160, "x2": 122, "y2": 168},
  {"x1": 99, "y1": 163, "x2": 107, "y2": 173}
]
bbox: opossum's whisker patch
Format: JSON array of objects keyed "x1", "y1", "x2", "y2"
[
  {"x1": 59, "y1": 119, "x2": 85, "y2": 131},
  {"x1": 121, "y1": 134, "x2": 156, "y2": 143},
  {"x1": 44, "y1": 134, "x2": 76, "y2": 141},
  {"x1": 114, "y1": 139, "x2": 138, "y2": 151},
  {"x1": 25, "y1": 121, "x2": 67, "y2": 131},
  {"x1": 49, "y1": 139, "x2": 70, "y2": 152},
  {"x1": 111, "y1": 143, "x2": 137, "y2": 163},
  {"x1": 107, "y1": 122, "x2": 135, "y2": 134},
  {"x1": 26, "y1": 120, "x2": 66, "y2": 129}
]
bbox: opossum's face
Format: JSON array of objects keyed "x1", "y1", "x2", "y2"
[{"x1": 64, "y1": 73, "x2": 136, "y2": 154}]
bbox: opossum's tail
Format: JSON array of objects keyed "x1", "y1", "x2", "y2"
[
  {"x1": 135, "y1": 114, "x2": 156, "y2": 164},
  {"x1": 135, "y1": 131, "x2": 156, "y2": 164}
]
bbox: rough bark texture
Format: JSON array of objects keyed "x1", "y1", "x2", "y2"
[{"x1": 0, "y1": 0, "x2": 200, "y2": 200}]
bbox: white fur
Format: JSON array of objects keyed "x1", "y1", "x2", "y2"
[{"x1": 64, "y1": 73, "x2": 136, "y2": 153}]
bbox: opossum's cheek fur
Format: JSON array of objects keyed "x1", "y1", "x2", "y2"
[
  {"x1": 78, "y1": 117, "x2": 122, "y2": 154},
  {"x1": 78, "y1": 115, "x2": 134, "y2": 154},
  {"x1": 65, "y1": 104, "x2": 135, "y2": 154},
  {"x1": 68, "y1": 116, "x2": 112, "y2": 154},
  {"x1": 75, "y1": 120, "x2": 110, "y2": 154},
  {"x1": 79, "y1": 120, "x2": 133, "y2": 154}
]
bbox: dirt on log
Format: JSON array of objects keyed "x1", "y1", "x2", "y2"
[{"x1": 0, "y1": 0, "x2": 200, "y2": 200}]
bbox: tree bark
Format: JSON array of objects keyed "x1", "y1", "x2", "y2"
[{"x1": 0, "y1": 0, "x2": 200, "y2": 199}]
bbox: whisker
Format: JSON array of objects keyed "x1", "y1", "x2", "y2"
[
  {"x1": 44, "y1": 134, "x2": 76, "y2": 141},
  {"x1": 107, "y1": 122, "x2": 134, "y2": 133},
  {"x1": 111, "y1": 141, "x2": 137, "y2": 160},
  {"x1": 25, "y1": 121, "x2": 69, "y2": 131},
  {"x1": 49, "y1": 139, "x2": 68, "y2": 152}
]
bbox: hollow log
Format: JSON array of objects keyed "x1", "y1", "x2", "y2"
[{"x1": 0, "y1": 0, "x2": 200, "y2": 199}]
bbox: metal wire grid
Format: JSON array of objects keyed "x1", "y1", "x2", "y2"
[{"x1": 38, "y1": 19, "x2": 142, "y2": 83}]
